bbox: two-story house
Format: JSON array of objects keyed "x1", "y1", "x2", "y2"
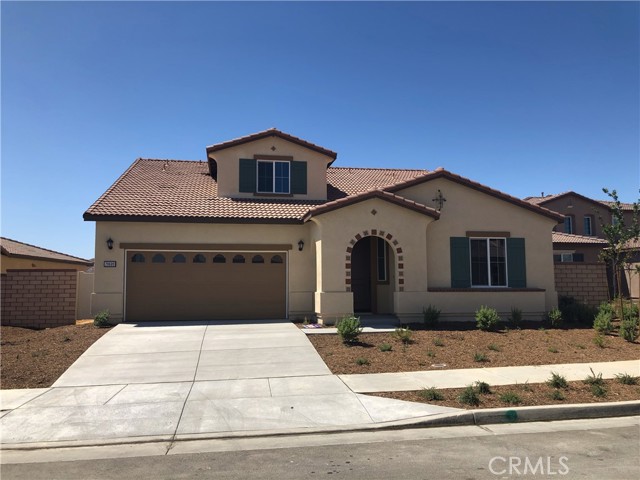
[{"x1": 84, "y1": 129, "x2": 563, "y2": 324}]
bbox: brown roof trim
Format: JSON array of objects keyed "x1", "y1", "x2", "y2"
[
  {"x1": 384, "y1": 168, "x2": 565, "y2": 222},
  {"x1": 303, "y1": 189, "x2": 440, "y2": 222},
  {"x1": 83, "y1": 213, "x2": 304, "y2": 225},
  {"x1": 206, "y1": 128, "x2": 338, "y2": 161}
]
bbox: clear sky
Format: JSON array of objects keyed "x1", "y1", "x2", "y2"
[{"x1": 2, "y1": 1, "x2": 638, "y2": 260}]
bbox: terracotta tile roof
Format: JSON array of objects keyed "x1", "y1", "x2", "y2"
[
  {"x1": 598, "y1": 200, "x2": 636, "y2": 212},
  {"x1": 385, "y1": 168, "x2": 565, "y2": 222},
  {"x1": 623, "y1": 238, "x2": 640, "y2": 250},
  {"x1": 84, "y1": 160, "x2": 428, "y2": 223},
  {"x1": 551, "y1": 232, "x2": 608, "y2": 245},
  {"x1": 524, "y1": 192, "x2": 636, "y2": 212},
  {"x1": 1, "y1": 237, "x2": 93, "y2": 265},
  {"x1": 206, "y1": 128, "x2": 338, "y2": 160},
  {"x1": 304, "y1": 190, "x2": 440, "y2": 221}
]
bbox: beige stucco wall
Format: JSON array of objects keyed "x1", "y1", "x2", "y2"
[
  {"x1": 92, "y1": 221, "x2": 315, "y2": 322},
  {"x1": 396, "y1": 177, "x2": 559, "y2": 318},
  {"x1": 76, "y1": 271, "x2": 94, "y2": 320},
  {"x1": 1, "y1": 255, "x2": 91, "y2": 273},
  {"x1": 626, "y1": 263, "x2": 639, "y2": 301},
  {"x1": 209, "y1": 137, "x2": 333, "y2": 200}
]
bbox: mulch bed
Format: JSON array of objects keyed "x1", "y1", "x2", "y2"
[
  {"x1": 0, "y1": 324, "x2": 112, "y2": 389},
  {"x1": 306, "y1": 325, "x2": 640, "y2": 375},
  {"x1": 372, "y1": 379, "x2": 640, "y2": 409}
]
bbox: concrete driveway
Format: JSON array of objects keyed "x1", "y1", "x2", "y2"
[{"x1": 1, "y1": 321, "x2": 457, "y2": 446}]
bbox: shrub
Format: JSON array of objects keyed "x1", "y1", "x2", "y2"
[
  {"x1": 593, "y1": 310, "x2": 614, "y2": 335},
  {"x1": 593, "y1": 334, "x2": 607, "y2": 348},
  {"x1": 558, "y1": 296, "x2": 598, "y2": 325},
  {"x1": 379, "y1": 343, "x2": 392, "y2": 352},
  {"x1": 473, "y1": 352, "x2": 489, "y2": 363},
  {"x1": 615, "y1": 373, "x2": 639, "y2": 385},
  {"x1": 550, "y1": 389, "x2": 565, "y2": 401},
  {"x1": 547, "y1": 372, "x2": 568, "y2": 389},
  {"x1": 475, "y1": 305, "x2": 500, "y2": 331},
  {"x1": 418, "y1": 387, "x2": 443, "y2": 401},
  {"x1": 488, "y1": 343, "x2": 501, "y2": 352},
  {"x1": 93, "y1": 310, "x2": 111, "y2": 328},
  {"x1": 620, "y1": 305, "x2": 639, "y2": 342},
  {"x1": 598, "y1": 301, "x2": 615, "y2": 317},
  {"x1": 458, "y1": 385, "x2": 480, "y2": 406},
  {"x1": 520, "y1": 380, "x2": 533, "y2": 392},
  {"x1": 355, "y1": 357, "x2": 369, "y2": 366},
  {"x1": 337, "y1": 315, "x2": 363, "y2": 344},
  {"x1": 591, "y1": 384, "x2": 607, "y2": 398},
  {"x1": 500, "y1": 392, "x2": 522, "y2": 405},
  {"x1": 433, "y1": 337, "x2": 444, "y2": 347},
  {"x1": 546, "y1": 308, "x2": 563, "y2": 328},
  {"x1": 422, "y1": 305, "x2": 441, "y2": 328},
  {"x1": 583, "y1": 368, "x2": 605, "y2": 387},
  {"x1": 394, "y1": 326, "x2": 413, "y2": 344},
  {"x1": 475, "y1": 381, "x2": 491, "y2": 394},
  {"x1": 508, "y1": 307, "x2": 523, "y2": 327},
  {"x1": 426, "y1": 350, "x2": 436, "y2": 358}
]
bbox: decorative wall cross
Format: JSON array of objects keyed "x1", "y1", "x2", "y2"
[{"x1": 432, "y1": 189, "x2": 447, "y2": 210}]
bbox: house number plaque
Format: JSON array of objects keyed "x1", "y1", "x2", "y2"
[{"x1": 103, "y1": 261, "x2": 117, "y2": 268}]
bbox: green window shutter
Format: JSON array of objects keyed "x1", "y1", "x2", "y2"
[
  {"x1": 450, "y1": 237, "x2": 471, "y2": 288},
  {"x1": 239, "y1": 159, "x2": 257, "y2": 193},
  {"x1": 291, "y1": 161, "x2": 307, "y2": 195},
  {"x1": 507, "y1": 237, "x2": 527, "y2": 288}
]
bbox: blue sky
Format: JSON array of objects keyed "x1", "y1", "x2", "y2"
[{"x1": 2, "y1": 1, "x2": 638, "y2": 259}]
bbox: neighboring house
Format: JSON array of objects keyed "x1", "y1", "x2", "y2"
[
  {"x1": 623, "y1": 239, "x2": 640, "y2": 302},
  {"x1": 1, "y1": 237, "x2": 93, "y2": 272},
  {"x1": 551, "y1": 232, "x2": 607, "y2": 264},
  {"x1": 84, "y1": 128, "x2": 563, "y2": 324}
]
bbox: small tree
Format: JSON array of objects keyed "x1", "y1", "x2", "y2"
[{"x1": 597, "y1": 189, "x2": 639, "y2": 316}]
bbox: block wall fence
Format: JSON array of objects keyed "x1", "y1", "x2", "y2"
[{"x1": 554, "y1": 263, "x2": 609, "y2": 307}]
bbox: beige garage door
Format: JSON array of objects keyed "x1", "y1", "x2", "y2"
[{"x1": 125, "y1": 251, "x2": 286, "y2": 321}]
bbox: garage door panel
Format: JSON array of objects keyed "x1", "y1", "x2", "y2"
[{"x1": 125, "y1": 251, "x2": 286, "y2": 321}]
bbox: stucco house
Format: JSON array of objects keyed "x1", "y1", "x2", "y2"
[{"x1": 84, "y1": 129, "x2": 563, "y2": 324}]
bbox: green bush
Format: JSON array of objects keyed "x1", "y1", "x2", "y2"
[
  {"x1": 598, "y1": 301, "x2": 615, "y2": 316},
  {"x1": 508, "y1": 307, "x2": 523, "y2": 327},
  {"x1": 623, "y1": 302, "x2": 639, "y2": 321},
  {"x1": 550, "y1": 389, "x2": 565, "y2": 401},
  {"x1": 422, "y1": 305, "x2": 441, "y2": 328},
  {"x1": 93, "y1": 310, "x2": 111, "y2": 328},
  {"x1": 473, "y1": 352, "x2": 489, "y2": 363},
  {"x1": 593, "y1": 334, "x2": 607, "y2": 348},
  {"x1": 418, "y1": 387, "x2": 443, "y2": 401},
  {"x1": 620, "y1": 315, "x2": 639, "y2": 343},
  {"x1": 433, "y1": 337, "x2": 444, "y2": 347},
  {"x1": 500, "y1": 392, "x2": 522, "y2": 405},
  {"x1": 337, "y1": 315, "x2": 363, "y2": 344},
  {"x1": 546, "y1": 308, "x2": 563, "y2": 328},
  {"x1": 593, "y1": 310, "x2": 614, "y2": 335},
  {"x1": 615, "y1": 373, "x2": 639, "y2": 385},
  {"x1": 546, "y1": 372, "x2": 568, "y2": 389},
  {"x1": 394, "y1": 326, "x2": 413, "y2": 344},
  {"x1": 558, "y1": 296, "x2": 598, "y2": 325},
  {"x1": 487, "y1": 343, "x2": 501, "y2": 352},
  {"x1": 379, "y1": 343, "x2": 392, "y2": 352},
  {"x1": 458, "y1": 385, "x2": 480, "y2": 406},
  {"x1": 475, "y1": 381, "x2": 491, "y2": 394},
  {"x1": 475, "y1": 305, "x2": 500, "y2": 331},
  {"x1": 583, "y1": 368, "x2": 605, "y2": 387},
  {"x1": 591, "y1": 384, "x2": 607, "y2": 398},
  {"x1": 355, "y1": 357, "x2": 370, "y2": 366}
]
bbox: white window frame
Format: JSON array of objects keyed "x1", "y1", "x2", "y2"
[
  {"x1": 376, "y1": 237, "x2": 388, "y2": 283},
  {"x1": 583, "y1": 216, "x2": 592, "y2": 236},
  {"x1": 469, "y1": 237, "x2": 508, "y2": 288},
  {"x1": 256, "y1": 160, "x2": 290, "y2": 194}
]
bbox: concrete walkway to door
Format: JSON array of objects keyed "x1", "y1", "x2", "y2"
[{"x1": 0, "y1": 320, "x2": 457, "y2": 446}]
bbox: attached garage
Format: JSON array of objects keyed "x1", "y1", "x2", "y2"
[{"x1": 125, "y1": 250, "x2": 287, "y2": 321}]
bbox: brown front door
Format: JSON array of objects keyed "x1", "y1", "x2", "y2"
[{"x1": 125, "y1": 251, "x2": 286, "y2": 321}]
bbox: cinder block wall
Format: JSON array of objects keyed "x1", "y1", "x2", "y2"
[
  {"x1": 1, "y1": 269, "x2": 77, "y2": 328},
  {"x1": 554, "y1": 263, "x2": 609, "y2": 307}
]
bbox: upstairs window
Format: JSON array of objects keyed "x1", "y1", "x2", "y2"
[
  {"x1": 583, "y1": 216, "x2": 593, "y2": 236},
  {"x1": 564, "y1": 216, "x2": 573, "y2": 234},
  {"x1": 257, "y1": 160, "x2": 290, "y2": 194}
]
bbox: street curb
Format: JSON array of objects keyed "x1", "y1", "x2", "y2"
[{"x1": 2, "y1": 400, "x2": 638, "y2": 452}]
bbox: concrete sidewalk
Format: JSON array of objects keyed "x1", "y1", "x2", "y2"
[{"x1": 0, "y1": 321, "x2": 457, "y2": 446}]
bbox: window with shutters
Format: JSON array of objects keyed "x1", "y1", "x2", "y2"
[
  {"x1": 257, "y1": 160, "x2": 290, "y2": 194},
  {"x1": 470, "y1": 238, "x2": 507, "y2": 287}
]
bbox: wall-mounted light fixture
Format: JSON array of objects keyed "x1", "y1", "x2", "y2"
[
  {"x1": 106, "y1": 238, "x2": 114, "y2": 250},
  {"x1": 298, "y1": 240, "x2": 304, "y2": 251}
]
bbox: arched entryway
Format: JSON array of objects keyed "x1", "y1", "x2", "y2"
[{"x1": 351, "y1": 236, "x2": 396, "y2": 314}]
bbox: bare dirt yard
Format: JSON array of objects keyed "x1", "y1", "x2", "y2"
[
  {"x1": 1, "y1": 323, "x2": 112, "y2": 389},
  {"x1": 306, "y1": 325, "x2": 640, "y2": 375}
]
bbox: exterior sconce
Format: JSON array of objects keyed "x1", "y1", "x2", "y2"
[
  {"x1": 298, "y1": 240, "x2": 304, "y2": 251},
  {"x1": 106, "y1": 238, "x2": 114, "y2": 250}
]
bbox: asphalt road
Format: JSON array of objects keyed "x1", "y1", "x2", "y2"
[{"x1": 2, "y1": 417, "x2": 639, "y2": 480}]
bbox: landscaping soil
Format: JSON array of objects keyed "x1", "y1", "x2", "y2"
[
  {"x1": 307, "y1": 326, "x2": 640, "y2": 375},
  {"x1": 371, "y1": 379, "x2": 640, "y2": 409},
  {"x1": 0, "y1": 324, "x2": 112, "y2": 389}
]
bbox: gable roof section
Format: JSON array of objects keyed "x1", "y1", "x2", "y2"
[
  {"x1": 303, "y1": 190, "x2": 440, "y2": 222},
  {"x1": 384, "y1": 168, "x2": 565, "y2": 222},
  {"x1": 83, "y1": 160, "x2": 428, "y2": 223},
  {"x1": 524, "y1": 191, "x2": 613, "y2": 212},
  {"x1": 1, "y1": 237, "x2": 93, "y2": 266},
  {"x1": 206, "y1": 128, "x2": 338, "y2": 161},
  {"x1": 598, "y1": 200, "x2": 636, "y2": 212},
  {"x1": 551, "y1": 232, "x2": 608, "y2": 245}
]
